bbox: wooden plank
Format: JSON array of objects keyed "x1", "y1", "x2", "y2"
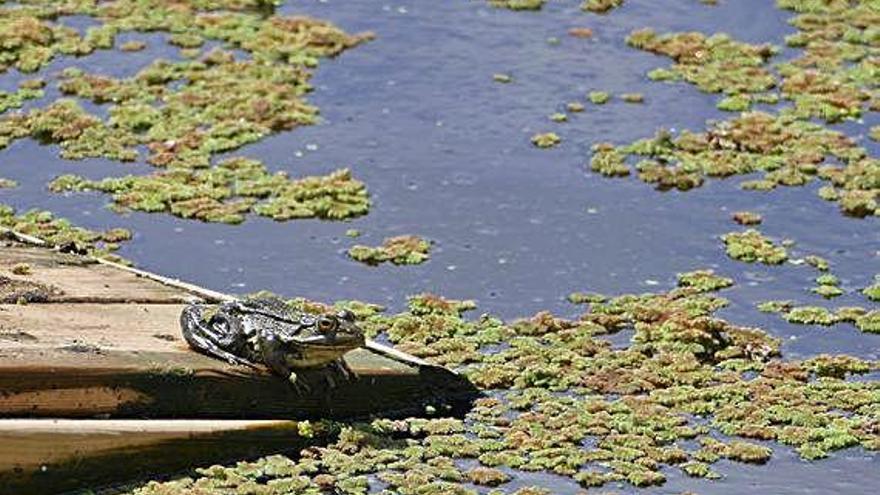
[
  {"x1": 0, "y1": 303, "x2": 477, "y2": 419},
  {"x1": 0, "y1": 419, "x2": 318, "y2": 494},
  {"x1": 0, "y1": 245, "x2": 198, "y2": 304}
]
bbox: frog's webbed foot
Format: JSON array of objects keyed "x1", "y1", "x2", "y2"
[
  {"x1": 287, "y1": 371, "x2": 312, "y2": 395},
  {"x1": 322, "y1": 359, "x2": 357, "y2": 390}
]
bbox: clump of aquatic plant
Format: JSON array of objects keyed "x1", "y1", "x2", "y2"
[
  {"x1": 566, "y1": 102, "x2": 585, "y2": 113},
  {"x1": 493, "y1": 73, "x2": 513, "y2": 83},
  {"x1": 732, "y1": 211, "x2": 762, "y2": 225},
  {"x1": 347, "y1": 235, "x2": 432, "y2": 266},
  {"x1": 49, "y1": 158, "x2": 369, "y2": 223},
  {"x1": 489, "y1": 0, "x2": 546, "y2": 10},
  {"x1": 582, "y1": 0, "x2": 624, "y2": 14},
  {"x1": 721, "y1": 229, "x2": 788, "y2": 265},
  {"x1": 127, "y1": 271, "x2": 880, "y2": 495},
  {"x1": 568, "y1": 27, "x2": 594, "y2": 39},
  {"x1": 864, "y1": 276, "x2": 880, "y2": 302},
  {"x1": 588, "y1": 112, "x2": 878, "y2": 217},
  {"x1": 676, "y1": 269, "x2": 733, "y2": 293},
  {"x1": 0, "y1": 178, "x2": 17, "y2": 189},
  {"x1": 531, "y1": 132, "x2": 561, "y2": 148},
  {"x1": 0, "y1": 204, "x2": 130, "y2": 262},
  {"x1": 588, "y1": 91, "x2": 610, "y2": 104},
  {"x1": 0, "y1": 3, "x2": 371, "y2": 170},
  {"x1": 620, "y1": 93, "x2": 644, "y2": 103},
  {"x1": 627, "y1": 29, "x2": 778, "y2": 96},
  {"x1": 811, "y1": 273, "x2": 843, "y2": 299}
]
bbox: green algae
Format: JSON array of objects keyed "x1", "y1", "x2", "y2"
[
  {"x1": 126, "y1": 273, "x2": 880, "y2": 495},
  {"x1": 347, "y1": 235, "x2": 432, "y2": 266},
  {"x1": 531, "y1": 132, "x2": 561, "y2": 148},
  {"x1": 49, "y1": 158, "x2": 369, "y2": 223},
  {"x1": 722, "y1": 229, "x2": 788, "y2": 265},
  {"x1": 0, "y1": 204, "x2": 130, "y2": 262}
]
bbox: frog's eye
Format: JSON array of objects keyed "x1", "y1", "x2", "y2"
[
  {"x1": 337, "y1": 309, "x2": 355, "y2": 322},
  {"x1": 317, "y1": 316, "x2": 337, "y2": 333}
]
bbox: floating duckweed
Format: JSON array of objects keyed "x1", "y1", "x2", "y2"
[
  {"x1": 465, "y1": 467, "x2": 510, "y2": 486},
  {"x1": 129, "y1": 271, "x2": 880, "y2": 494},
  {"x1": 345, "y1": 229, "x2": 361, "y2": 238},
  {"x1": 864, "y1": 277, "x2": 880, "y2": 302},
  {"x1": 856, "y1": 311, "x2": 880, "y2": 334},
  {"x1": 493, "y1": 73, "x2": 513, "y2": 83},
  {"x1": 119, "y1": 40, "x2": 146, "y2": 52},
  {"x1": 568, "y1": 27, "x2": 594, "y2": 39},
  {"x1": 815, "y1": 274, "x2": 840, "y2": 286},
  {"x1": 582, "y1": 0, "x2": 624, "y2": 14},
  {"x1": 717, "y1": 94, "x2": 751, "y2": 112},
  {"x1": 588, "y1": 91, "x2": 610, "y2": 104},
  {"x1": 347, "y1": 235, "x2": 431, "y2": 266},
  {"x1": 758, "y1": 300, "x2": 794, "y2": 313},
  {"x1": 0, "y1": 178, "x2": 17, "y2": 189},
  {"x1": 620, "y1": 93, "x2": 644, "y2": 103},
  {"x1": 812, "y1": 284, "x2": 843, "y2": 299},
  {"x1": 677, "y1": 269, "x2": 733, "y2": 293},
  {"x1": 589, "y1": 112, "x2": 877, "y2": 218},
  {"x1": 589, "y1": 143, "x2": 630, "y2": 177},
  {"x1": 804, "y1": 255, "x2": 830, "y2": 271},
  {"x1": 531, "y1": 132, "x2": 561, "y2": 148},
  {"x1": 50, "y1": 159, "x2": 370, "y2": 223},
  {"x1": 0, "y1": 4, "x2": 372, "y2": 170},
  {"x1": 567, "y1": 291, "x2": 607, "y2": 304},
  {"x1": 626, "y1": 29, "x2": 777, "y2": 95},
  {"x1": 722, "y1": 229, "x2": 788, "y2": 265},
  {"x1": 489, "y1": 0, "x2": 546, "y2": 10},
  {"x1": 0, "y1": 204, "x2": 129, "y2": 262},
  {"x1": 550, "y1": 112, "x2": 567, "y2": 122},
  {"x1": 566, "y1": 102, "x2": 585, "y2": 113},
  {"x1": 732, "y1": 211, "x2": 762, "y2": 225},
  {"x1": 785, "y1": 306, "x2": 837, "y2": 326}
]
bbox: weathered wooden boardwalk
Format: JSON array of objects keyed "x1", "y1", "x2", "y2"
[{"x1": 0, "y1": 230, "x2": 477, "y2": 493}]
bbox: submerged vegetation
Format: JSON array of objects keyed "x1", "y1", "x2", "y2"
[{"x1": 131, "y1": 271, "x2": 880, "y2": 494}]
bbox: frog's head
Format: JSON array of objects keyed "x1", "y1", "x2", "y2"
[
  {"x1": 302, "y1": 309, "x2": 365, "y2": 348},
  {"x1": 278, "y1": 309, "x2": 365, "y2": 368}
]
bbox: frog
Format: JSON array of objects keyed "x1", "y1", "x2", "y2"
[{"x1": 180, "y1": 296, "x2": 365, "y2": 391}]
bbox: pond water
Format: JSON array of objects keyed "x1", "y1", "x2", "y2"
[{"x1": 0, "y1": 0, "x2": 877, "y2": 493}]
